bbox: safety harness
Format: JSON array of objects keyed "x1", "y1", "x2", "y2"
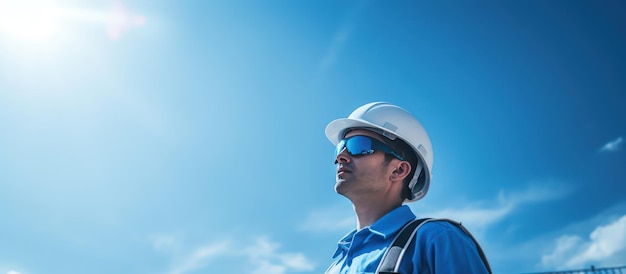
[{"x1": 376, "y1": 218, "x2": 492, "y2": 274}]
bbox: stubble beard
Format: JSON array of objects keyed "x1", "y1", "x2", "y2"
[{"x1": 334, "y1": 176, "x2": 349, "y2": 196}]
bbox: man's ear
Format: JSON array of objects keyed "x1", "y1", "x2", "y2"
[{"x1": 390, "y1": 161, "x2": 411, "y2": 182}]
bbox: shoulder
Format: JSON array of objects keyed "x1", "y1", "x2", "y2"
[
  {"x1": 415, "y1": 219, "x2": 478, "y2": 256},
  {"x1": 415, "y1": 219, "x2": 469, "y2": 241},
  {"x1": 408, "y1": 219, "x2": 490, "y2": 273}
]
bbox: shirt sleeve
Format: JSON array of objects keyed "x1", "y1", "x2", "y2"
[{"x1": 411, "y1": 221, "x2": 490, "y2": 274}]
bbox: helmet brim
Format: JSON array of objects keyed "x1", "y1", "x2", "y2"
[{"x1": 325, "y1": 118, "x2": 399, "y2": 145}]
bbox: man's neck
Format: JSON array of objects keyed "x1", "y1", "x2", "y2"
[{"x1": 352, "y1": 198, "x2": 402, "y2": 229}]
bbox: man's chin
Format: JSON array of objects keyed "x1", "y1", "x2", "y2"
[{"x1": 334, "y1": 180, "x2": 349, "y2": 194}]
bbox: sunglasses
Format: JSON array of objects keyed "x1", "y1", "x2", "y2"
[{"x1": 335, "y1": 135, "x2": 405, "y2": 161}]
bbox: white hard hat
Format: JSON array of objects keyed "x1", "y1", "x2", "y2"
[{"x1": 325, "y1": 102, "x2": 433, "y2": 203}]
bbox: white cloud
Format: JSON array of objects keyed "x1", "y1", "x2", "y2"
[
  {"x1": 169, "y1": 241, "x2": 231, "y2": 274},
  {"x1": 153, "y1": 235, "x2": 315, "y2": 274},
  {"x1": 421, "y1": 204, "x2": 511, "y2": 232},
  {"x1": 244, "y1": 237, "x2": 315, "y2": 274},
  {"x1": 0, "y1": 263, "x2": 26, "y2": 274},
  {"x1": 541, "y1": 235, "x2": 584, "y2": 269},
  {"x1": 599, "y1": 136, "x2": 623, "y2": 152},
  {"x1": 416, "y1": 183, "x2": 569, "y2": 233},
  {"x1": 541, "y1": 214, "x2": 626, "y2": 269}
]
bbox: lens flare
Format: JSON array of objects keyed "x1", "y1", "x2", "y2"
[
  {"x1": 0, "y1": 0, "x2": 146, "y2": 43},
  {"x1": 0, "y1": 0, "x2": 62, "y2": 42}
]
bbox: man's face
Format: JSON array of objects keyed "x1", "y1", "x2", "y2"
[{"x1": 334, "y1": 129, "x2": 395, "y2": 200}]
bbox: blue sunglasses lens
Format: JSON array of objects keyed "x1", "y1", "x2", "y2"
[
  {"x1": 335, "y1": 135, "x2": 404, "y2": 161},
  {"x1": 342, "y1": 135, "x2": 374, "y2": 156}
]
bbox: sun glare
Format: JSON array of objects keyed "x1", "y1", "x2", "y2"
[
  {"x1": 0, "y1": 0, "x2": 147, "y2": 44},
  {"x1": 0, "y1": 0, "x2": 62, "y2": 42}
]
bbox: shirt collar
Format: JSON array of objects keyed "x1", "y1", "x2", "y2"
[
  {"x1": 332, "y1": 230, "x2": 357, "y2": 259},
  {"x1": 368, "y1": 205, "x2": 416, "y2": 238},
  {"x1": 331, "y1": 205, "x2": 416, "y2": 259}
]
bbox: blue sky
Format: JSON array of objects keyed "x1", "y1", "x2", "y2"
[{"x1": 0, "y1": 1, "x2": 625, "y2": 273}]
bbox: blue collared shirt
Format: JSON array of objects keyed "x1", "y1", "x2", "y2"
[{"x1": 326, "y1": 205, "x2": 489, "y2": 274}]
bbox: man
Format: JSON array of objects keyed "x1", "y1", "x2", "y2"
[{"x1": 324, "y1": 102, "x2": 491, "y2": 274}]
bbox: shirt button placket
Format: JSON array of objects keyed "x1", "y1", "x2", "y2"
[{"x1": 345, "y1": 230, "x2": 367, "y2": 267}]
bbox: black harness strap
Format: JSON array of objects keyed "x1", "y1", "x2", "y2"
[{"x1": 376, "y1": 218, "x2": 430, "y2": 274}]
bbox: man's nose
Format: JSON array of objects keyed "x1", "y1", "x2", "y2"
[{"x1": 335, "y1": 148, "x2": 351, "y2": 164}]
